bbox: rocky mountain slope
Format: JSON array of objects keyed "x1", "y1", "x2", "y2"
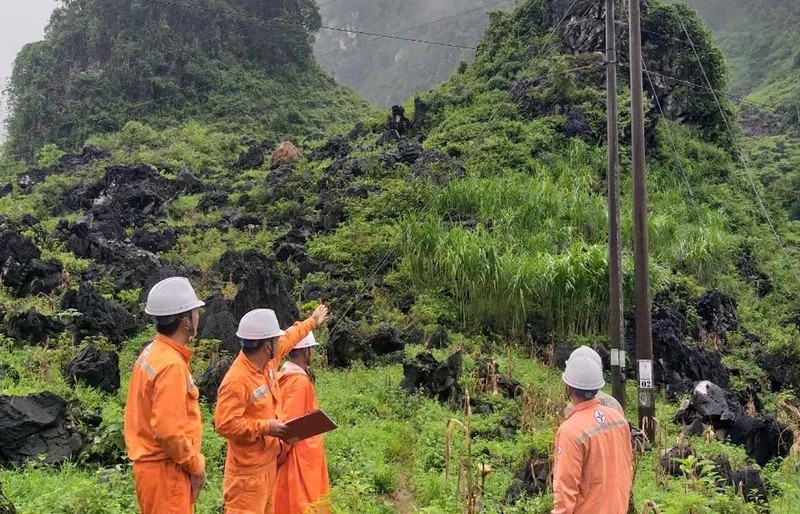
[
  {"x1": 687, "y1": 0, "x2": 800, "y2": 128},
  {"x1": 1, "y1": 0, "x2": 800, "y2": 512},
  {"x1": 3, "y1": 0, "x2": 371, "y2": 159}
]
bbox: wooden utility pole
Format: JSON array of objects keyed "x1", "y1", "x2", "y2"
[
  {"x1": 606, "y1": 0, "x2": 625, "y2": 410},
  {"x1": 628, "y1": 0, "x2": 655, "y2": 440}
]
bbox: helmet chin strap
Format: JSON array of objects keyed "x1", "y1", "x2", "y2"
[{"x1": 184, "y1": 318, "x2": 197, "y2": 340}]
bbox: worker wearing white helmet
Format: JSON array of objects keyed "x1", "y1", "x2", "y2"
[
  {"x1": 124, "y1": 277, "x2": 207, "y2": 514},
  {"x1": 215, "y1": 304, "x2": 329, "y2": 514},
  {"x1": 274, "y1": 332, "x2": 331, "y2": 513},
  {"x1": 563, "y1": 346, "x2": 623, "y2": 417},
  {"x1": 552, "y1": 353, "x2": 633, "y2": 514}
]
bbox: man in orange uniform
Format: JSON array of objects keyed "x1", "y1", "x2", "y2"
[
  {"x1": 552, "y1": 353, "x2": 632, "y2": 514},
  {"x1": 215, "y1": 305, "x2": 329, "y2": 514},
  {"x1": 275, "y1": 331, "x2": 331, "y2": 514},
  {"x1": 124, "y1": 277, "x2": 207, "y2": 514}
]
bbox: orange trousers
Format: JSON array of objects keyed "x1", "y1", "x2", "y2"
[
  {"x1": 133, "y1": 460, "x2": 193, "y2": 514},
  {"x1": 223, "y1": 465, "x2": 277, "y2": 514}
]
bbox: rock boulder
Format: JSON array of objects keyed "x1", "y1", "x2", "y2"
[
  {"x1": 0, "y1": 392, "x2": 83, "y2": 467},
  {"x1": 63, "y1": 346, "x2": 120, "y2": 394}
]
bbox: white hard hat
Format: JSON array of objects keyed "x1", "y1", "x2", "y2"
[
  {"x1": 567, "y1": 346, "x2": 603, "y2": 370},
  {"x1": 562, "y1": 354, "x2": 605, "y2": 390},
  {"x1": 236, "y1": 309, "x2": 286, "y2": 340},
  {"x1": 294, "y1": 332, "x2": 318, "y2": 350},
  {"x1": 145, "y1": 277, "x2": 205, "y2": 316}
]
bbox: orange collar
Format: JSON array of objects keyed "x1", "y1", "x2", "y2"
[
  {"x1": 565, "y1": 398, "x2": 600, "y2": 420},
  {"x1": 154, "y1": 333, "x2": 193, "y2": 363}
]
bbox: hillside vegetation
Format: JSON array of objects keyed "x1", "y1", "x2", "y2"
[
  {"x1": 2, "y1": 0, "x2": 800, "y2": 513},
  {"x1": 4, "y1": 0, "x2": 371, "y2": 159},
  {"x1": 686, "y1": 0, "x2": 800, "y2": 127}
]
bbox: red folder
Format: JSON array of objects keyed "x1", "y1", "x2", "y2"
[{"x1": 284, "y1": 409, "x2": 337, "y2": 443}]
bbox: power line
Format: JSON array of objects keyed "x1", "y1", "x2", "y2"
[
  {"x1": 153, "y1": 0, "x2": 478, "y2": 50},
  {"x1": 317, "y1": 0, "x2": 514, "y2": 59},
  {"x1": 672, "y1": 8, "x2": 800, "y2": 285},
  {"x1": 317, "y1": 0, "x2": 513, "y2": 94},
  {"x1": 325, "y1": 0, "x2": 582, "y2": 334},
  {"x1": 3, "y1": 2, "x2": 494, "y2": 161}
]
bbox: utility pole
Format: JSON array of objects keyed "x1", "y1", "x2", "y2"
[
  {"x1": 628, "y1": 0, "x2": 655, "y2": 441},
  {"x1": 606, "y1": 0, "x2": 625, "y2": 411}
]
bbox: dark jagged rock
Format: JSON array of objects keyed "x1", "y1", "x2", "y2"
[
  {"x1": 0, "y1": 392, "x2": 83, "y2": 467},
  {"x1": 0, "y1": 229, "x2": 62, "y2": 297},
  {"x1": 196, "y1": 355, "x2": 235, "y2": 404},
  {"x1": 300, "y1": 280, "x2": 356, "y2": 310},
  {"x1": 65, "y1": 218, "x2": 177, "y2": 290},
  {"x1": 0, "y1": 183, "x2": 12, "y2": 198},
  {"x1": 322, "y1": 157, "x2": 368, "y2": 189},
  {"x1": 215, "y1": 249, "x2": 271, "y2": 284},
  {"x1": 232, "y1": 267, "x2": 299, "y2": 330},
  {"x1": 5, "y1": 309, "x2": 64, "y2": 345},
  {"x1": 426, "y1": 325, "x2": 448, "y2": 349},
  {"x1": 412, "y1": 149, "x2": 466, "y2": 186},
  {"x1": 562, "y1": 108, "x2": 595, "y2": 140},
  {"x1": 17, "y1": 167, "x2": 50, "y2": 193},
  {"x1": 401, "y1": 351, "x2": 462, "y2": 404},
  {"x1": 695, "y1": 289, "x2": 739, "y2": 341},
  {"x1": 379, "y1": 139, "x2": 423, "y2": 166},
  {"x1": 196, "y1": 294, "x2": 238, "y2": 354},
  {"x1": 60, "y1": 283, "x2": 139, "y2": 345},
  {"x1": 411, "y1": 96, "x2": 428, "y2": 130},
  {"x1": 132, "y1": 227, "x2": 177, "y2": 253},
  {"x1": 315, "y1": 193, "x2": 346, "y2": 232},
  {"x1": 325, "y1": 320, "x2": 372, "y2": 368},
  {"x1": 175, "y1": 169, "x2": 205, "y2": 194},
  {"x1": 345, "y1": 184, "x2": 381, "y2": 199},
  {"x1": 62, "y1": 346, "x2": 120, "y2": 394},
  {"x1": 625, "y1": 293, "x2": 730, "y2": 398},
  {"x1": 756, "y1": 347, "x2": 800, "y2": 392},
  {"x1": 737, "y1": 245, "x2": 772, "y2": 298},
  {"x1": 660, "y1": 443, "x2": 695, "y2": 477},
  {"x1": 692, "y1": 381, "x2": 734, "y2": 420},
  {"x1": 232, "y1": 143, "x2": 265, "y2": 171},
  {"x1": 504, "y1": 455, "x2": 552, "y2": 504},
  {"x1": 377, "y1": 105, "x2": 411, "y2": 144},
  {"x1": 59, "y1": 164, "x2": 176, "y2": 225},
  {"x1": 730, "y1": 466, "x2": 768, "y2": 505},
  {"x1": 229, "y1": 213, "x2": 262, "y2": 230},
  {"x1": 368, "y1": 323, "x2": 405, "y2": 355},
  {"x1": 315, "y1": 136, "x2": 351, "y2": 160},
  {"x1": 197, "y1": 190, "x2": 229, "y2": 212},
  {"x1": 675, "y1": 381, "x2": 794, "y2": 466},
  {"x1": 264, "y1": 164, "x2": 310, "y2": 205},
  {"x1": 347, "y1": 122, "x2": 368, "y2": 141},
  {"x1": 401, "y1": 326, "x2": 424, "y2": 346}
]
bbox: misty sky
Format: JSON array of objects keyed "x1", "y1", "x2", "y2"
[{"x1": 0, "y1": 0, "x2": 58, "y2": 140}]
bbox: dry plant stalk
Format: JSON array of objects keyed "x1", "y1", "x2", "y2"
[
  {"x1": 640, "y1": 499, "x2": 662, "y2": 514},
  {"x1": 444, "y1": 389, "x2": 480, "y2": 514}
]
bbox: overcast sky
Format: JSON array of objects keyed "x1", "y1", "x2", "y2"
[{"x1": 0, "y1": 0, "x2": 59, "y2": 141}]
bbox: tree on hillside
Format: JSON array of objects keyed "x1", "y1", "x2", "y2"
[{"x1": 4, "y1": 0, "x2": 323, "y2": 158}]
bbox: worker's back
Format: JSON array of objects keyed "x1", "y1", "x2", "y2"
[{"x1": 552, "y1": 399, "x2": 632, "y2": 514}]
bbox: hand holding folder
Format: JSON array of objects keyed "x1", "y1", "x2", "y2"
[{"x1": 283, "y1": 409, "x2": 337, "y2": 444}]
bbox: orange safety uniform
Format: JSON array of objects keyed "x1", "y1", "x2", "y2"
[
  {"x1": 124, "y1": 333, "x2": 205, "y2": 514},
  {"x1": 215, "y1": 318, "x2": 317, "y2": 514},
  {"x1": 274, "y1": 362, "x2": 331, "y2": 514},
  {"x1": 552, "y1": 398, "x2": 632, "y2": 514}
]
